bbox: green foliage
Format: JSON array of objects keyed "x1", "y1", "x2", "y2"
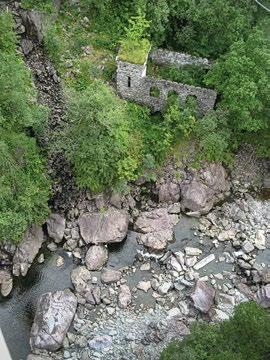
[
  {"x1": 161, "y1": 301, "x2": 270, "y2": 360},
  {"x1": 21, "y1": 0, "x2": 54, "y2": 13},
  {"x1": 0, "y1": 130, "x2": 50, "y2": 243},
  {"x1": 44, "y1": 23, "x2": 66, "y2": 67},
  {"x1": 166, "y1": 0, "x2": 257, "y2": 58},
  {"x1": 0, "y1": 12, "x2": 17, "y2": 54},
  {"x1": 119, "y1": 11, "x2": 151, "y2": 64},
  {"x1": 206, "y1": 28, "x2": 270, "y2": 134},
  {"x1": 0, "y1": 53, "x2": 48, "y2": 133},
  {"x1": 64, "y1": 81, "x2": 144, "y2": 192},
  {"x1": 0, "y1": 10, "x2": 50, "y2": 243},
  {"x1": 148, "y1": 62, "x2": 207, "y2": 87},
  {"x1": 195, "y1": 111, "x2": 232, "y2": 163}
]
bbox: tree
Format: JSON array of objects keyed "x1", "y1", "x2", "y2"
[{"x1": 206, "y1": 28, "x2": 270, "y2": 138}]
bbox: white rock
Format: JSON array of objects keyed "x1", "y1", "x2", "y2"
[
  {"x1": 167, "y1": 307, "x2": 181, "y2": 319},
  {"x1": 185, "y1": 247, "x2": 202, "y2": 256},
  {"x1": 137, "y1": 281, "x2": 151, "y2": 293},
  {"x1": 255, "y1": 230, "x2": 266, "y2": 250},
  {"x1": 194, "y1": 254, "x2": 215, "y2": 270},
  {"x1": 158, "y1": 281, "x2": 172, "y2": 295},
  {"x1": 170, "y1": 256, "x2": 182, "y2": 272}
]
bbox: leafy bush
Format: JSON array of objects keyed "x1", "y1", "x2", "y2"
[
  {"x1": 0, "y1": 130, "x2": 50, "y2": 243},
  {"x1": 64, "y1": 80, "x2": 144, "y2": 192},
  {"x1": 0, "y1": 10, "x2": 50, "y2": 243},
  {"x1": 21, "y1": 0, "x2": 54, "y2": 13},
  {"x1": 160, "y1": 301, "x2": 270, "y2": 360},
  {"x1": 118, "y1": 11, "x2": 151, "y2": 64}
]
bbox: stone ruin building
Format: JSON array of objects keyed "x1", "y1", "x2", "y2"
[{"x1": 116, "y1": 49, "x2": 217, "y2": 115}]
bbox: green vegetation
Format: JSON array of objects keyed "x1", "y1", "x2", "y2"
[
  {"x1": 0, "y1": 12, "x2": 50, "y2": 243},
  {"x1": 161, "y1": 301, "x2": 270, "y2": 360},
  {"x1": 118, "y1": 12, "x2": 151, "y2": 64},
  {"x1": 21, "y1": 0, "x2": 54, "y2": 13}
]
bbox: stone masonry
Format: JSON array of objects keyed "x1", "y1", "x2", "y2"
[{"x1": 116, "y1": 49, "x2": 217, "y2": 115}]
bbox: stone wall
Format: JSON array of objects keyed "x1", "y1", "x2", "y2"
[
  {"x1": 116, "y1": 54, "x2": 217, "y2": 115},
  {"x1": 149, "y1": 49, "x2": 211, "y2": 68}
]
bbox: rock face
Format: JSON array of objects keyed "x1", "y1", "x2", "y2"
[
  {"x1": 13, "y1": 225, "x2": 45, "y2": 277},
  {"x1": 256, "y1": 284, "x2": 270, "y2": 308},
  {"x1": 30, "y1": 289, "x2": 77, "y2": 352},
  {"x1": 78, "y1": 210, "x2": 129, "y2": 244},
  {"x1": 47, "y1": 213, "x2": 66, "y2": 243},
  {"x1": 71, "y1": 266, "x2": 101, "y2": 305},
  {"x1": 0, "y1": 270, "x2": 13, "y2": 297},
  {"x1": 85, "y1": 245, "x2": 108, "y2": 271},
  {"x1": 181, "y1": 163, "x2": 229, "y2": 215},
  {"x1": 21, "y1": 10, "x2": 44, "y2": 43},
  {"x1": 135, "y1": 208, "x2": 178, "y2": 250},
  {"x1": 191, "y1": 280, "x2": 215, "y2": 313}
]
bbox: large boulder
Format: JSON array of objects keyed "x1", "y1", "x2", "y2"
[
  {"x1": 135, "y1": 208, "x2": 178, "y2": 251},
  {"x1": 256, "y1": 284, "x2": 270, "y2": 308},
  {"x1": 78, "y1": 209, "x2": 129, "y2": 244},
  {"x1": 85, "y1": 245, "x2": 108, "y2": 271},
  {"x1": 47, "y1": 213, "x2": 66, "y2": 243},
  {"x1": 30, "y1": 289, "x2": 77, "y2": 352},
  {"x1": 191, "y1": 280, "x2": 215, "y2": 313},
  {"x1": 21, "y1": 10, "x2": 44, "y2": 43},
  {"x1": 71, "y1": 266, "x2": 101, "y2": 305},
  {"x1": 13, "y1": 225, "x2": 45, "y2": 277},
  {"x1": 159, "y1": 181, "x2": 180, "y2": 204},
  {"x1": 181, "y1": 163, "x2": 230, "y2": 215},
  {"x1": 0, "y1": 270, "x2": 13, "y2": 297}
]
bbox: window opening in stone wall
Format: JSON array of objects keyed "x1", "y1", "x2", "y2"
[
  {"x1": 150, "y1": 86, "x2": 160, "y2": 97},
  {"x1": 128, "y1": 76, "x2": 131, "y2": 88}
]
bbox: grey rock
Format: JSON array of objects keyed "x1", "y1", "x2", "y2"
[
  {"x1": 71, "y1": 266, "x2": 100, "y2": 305},
  {"x1": 101, "y1": 268, "x2": 122, "y2": 284},
  {"x1": 21, "y1": 39, "x2": 33, "y2": 55},
  {"x1": 0, "y1": 270, "x2": 13, "y2": 297},
  {"x1": 191, "y1": 280, "x2": 215, "y2": 313},
  {"x1": 88, "y1": 335, "x2": 112, "y2": 351},
  {"x1": 30, "y1": 289, "x2": 77, "y2": 351},
  {"x1": 21, "y1": 10, "x2": 44, "y2": 43},
  {"x1": 139, "y1": 229, "x2": 173, "y2": 251},
  {"x1": 159, "y1": 181, "x2": 180, "y2": 204},
  {"x1": 78, "y1": 209, "x2": 129, "y2": 244},
  {"x1": 134, "y1": 208, "x2": 178, "y2": 234},
  {"x1": 13, "y1": 225, "x2": 45, "y2": 277},
  {"x1": 137, "y1": 281, "x2": 151, "y2": 293},
  {"x1": 256, "y1": 284, "x2": 270, "y2": 308},
  {"x1": 85, "y1": 245, "x2": 108, "y2": 271},
  {"x1": 181, "y1": 163, "x2": 229, "y2": 214},
  {"x1": 118, "y1": 284, "x2": 131, "y2": 308},
  {"x1": 27, "y1": 355, "x2": 52, "y2": 360},
  {"x1": 47, "y1": 213, "x2": 66, "y2": 243}
]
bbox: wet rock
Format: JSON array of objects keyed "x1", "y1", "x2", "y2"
[
  {"x1": 181, "y1": 163, "x2": 229, "y2": 215},
  {"x1": 21, "y1": 38, "x2": 33, "y2": 55},
  {"x1": 101, "y1": 268, "x2": 122, "y2": 284},
  {"x1": 256, "y1": 284, "x2": 270, "y2": 308},
  {"x1": 85, "y1": 245, "x2": 108, "y2": 271},
  {"x1": 118, "y1": 284, "x2": 131, "y2": 308},
  {"x1": 0, "y1": 270, "x2": 13, "y2": 297},
  {"x1": 88, "y1": 335, "x2": 112, "y2": 352},
  {"x1": 191, "y1": 280, "x2": 215, "y2": 313},
  {"x1": 159, "y1": 181, "x2": 180, "y2": 204},
  {"x1": 71, "y1": 266, "x2": 100, "y2": 305},
  {"x1": 30, "y1": 289, "x2": 77, "y2": 351},
  {"x1": 78, "y1": 209, "x2": 129, "y2": 244},
  {"x1": 47, "y1": 214, "x2": 66, "y2": 243},
  {"x1": 13, "y1": 225, "x2": 45, "y2": 277}
]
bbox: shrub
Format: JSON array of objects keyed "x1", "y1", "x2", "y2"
[
  {"x1": 118, "y1": 11, "x2": 151, "y2": 64},
  {"x1": 64, "y1": 80, "x2": 144, "y2": 192},
  {"x1": 0, "y1": 130, "x2": 50, "y2": 243},
  {"x1": 160, "y1": 301, "x2": 270, "y2": 360}
]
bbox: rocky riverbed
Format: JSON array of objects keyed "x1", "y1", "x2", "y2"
[{"x1": 0, "y1": 144, "x2": 269, "y2": 360}]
